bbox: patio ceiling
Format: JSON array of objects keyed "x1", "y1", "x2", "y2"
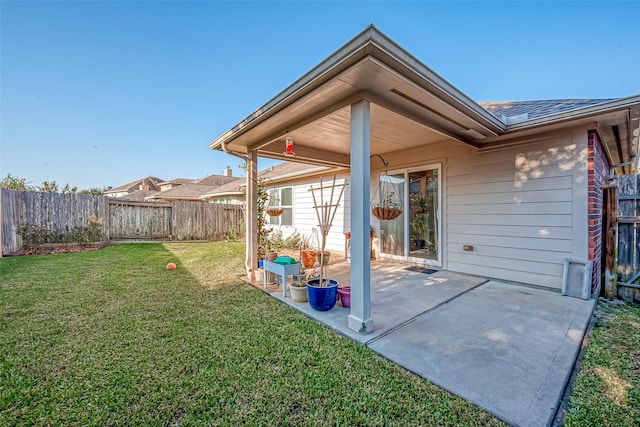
[{"x1": 210, "y1": 26, "x2": 640, "y2": 172}]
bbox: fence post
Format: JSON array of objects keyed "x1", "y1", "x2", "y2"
[
  {"x1": 0, "y1": 189, "x2": 3, "y2": 257},
  {"x1": 603, "y1": 181, "x2": 618, "y2": 298}
]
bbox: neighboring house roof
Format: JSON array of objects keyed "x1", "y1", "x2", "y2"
[
  {"x1": 479, "y1": 99, "x2": 615, "y2": 122},
  {"x1": 200, "y1": 178, "x2": 245, "y2": 199},
  {"x1": 158, "y1": 178, "x2": 194, "y2": 186},
  {"x1": 146, "y1": 174, "x2": 238, "y2": 201},
  {"x1": 104, "y1": 176, "x2": 164, "y2": 195},
  {"x1": 199, "y1": 162, "x2": 333, "y2": 200},
  {"x1": 193, "y1": 174, "x2": 238, "y2": 186},
  {"x1": 112, "y1": 190, "x2": 159, "y2": 202},
  {"x1": 259, "y1": 161, "x2": 333, "y2": 182},
  {"x1": 147, "y1": 183, "x2": 218, "y2": 200}
]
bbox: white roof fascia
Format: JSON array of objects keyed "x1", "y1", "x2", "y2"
[
  {"x1": 209, "y1": 25, "x2": 505, "y2": 150},
  {"x1": 366, "y1": 29, "x2": 505, "y2": 133},
  {"x1": 209, "y1": 27, "x2": 376, "y2": 150}
]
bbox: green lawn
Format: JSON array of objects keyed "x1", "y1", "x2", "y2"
[
  {"x1": 564, "y1": 299, "x2": 640, "y2": 427},
  {"x1": 1, "y1": 242, "x2": 503, "y2": 426}
]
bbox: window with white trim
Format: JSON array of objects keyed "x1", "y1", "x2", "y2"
[{"x1": 268, "y1": 187, "x2": 293, "y2": 226}]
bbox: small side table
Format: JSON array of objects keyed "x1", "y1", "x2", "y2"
[{"x1": 263, "y1": 260, "x2": 300, "y2": 298}]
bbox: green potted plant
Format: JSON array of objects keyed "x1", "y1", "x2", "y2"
[{"x1": 289, "y1": 274, "x2": 308, "y2": 302}]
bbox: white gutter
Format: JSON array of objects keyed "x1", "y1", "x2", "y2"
[{"x1": 199, "y1": 191, "x2": 243, "y2": 200}]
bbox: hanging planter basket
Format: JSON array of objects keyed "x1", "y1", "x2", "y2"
[
  {"x1": 372, "y1": 206, "x2": 403, "y2": 220},
  {"x1": 266, "y1": 208, "x2": 284, "y2": 216},
  {"x1": 265, "y1": 186, "x2": 283, "y2": 216},
  {"x1": 370, "y1": 154, "x2": 403, "y2": 221}
]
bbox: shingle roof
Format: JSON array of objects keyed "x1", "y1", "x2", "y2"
[
  {"x1": 147, "y1": 183, "x2": 218, "y2": 200},
  {"x1": 258, "y1": 161, "x2": 331, "y2": 181},
  {"x1": 209, "y1": 178, "x2": 246, "y2": 194},
  {"x1": 194, "y1": 174, "x2": 238, "y2": 186},
  {"x1": 158, "y1": 178, "x2": 194, "y2": 185},
  {"x1": 479, "y1": 99, "x2": 614, "y2": 121},
  {"x1": 146, "y1": 174, "x2": 239, "y2": 200},
  {"x1": 113, "y1": 190, "x2": 160, "y2": 202},
  {"x1": 105, "y1": 176, "x2": 164, "y2": 194},
  {"x1": 201, "y1": 178, "x2": 244, "y2": 196}
]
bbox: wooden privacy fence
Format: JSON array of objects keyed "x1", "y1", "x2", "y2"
[
  {"x1": 1, "y1": 190, "x2": 110, "y2": 255},
  {"x1": 108, "y1": 199, "x2": 243, "y2": 241},
  {"x1": 1, "y1": 189, "x2": 245, "y2": 256},
  {"x1": 617, "y1": 174, "x2": 640, "y2": 302}
]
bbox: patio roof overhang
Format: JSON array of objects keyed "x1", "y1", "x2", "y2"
[{"x1": 209, "y1": 25, "x2": 639, "y2": 174}]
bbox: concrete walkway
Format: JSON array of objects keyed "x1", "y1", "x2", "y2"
[{"x1": 253, "y1": 260, "x2": 595, "y2": 426}]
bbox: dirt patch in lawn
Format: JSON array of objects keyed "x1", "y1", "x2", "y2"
[{"x1": 9, "y1": 243, "x2": 109, "y2": 256}]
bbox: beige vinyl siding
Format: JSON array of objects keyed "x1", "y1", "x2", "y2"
[
  {"x1": 376, "y1": 129, "x2": 589, "y2": 290},
  {"x1": 445, "y1": 132, "x2": 588, "y2": 289}
]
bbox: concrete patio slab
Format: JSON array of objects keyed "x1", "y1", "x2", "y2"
[
  {"x1": 262, "y1": 260, "x2": 487, "y2": 343},
  {"x1": 367, "y1": 280, "x2": 596, "y2": 427},
  {"x1": 251, "y1": 262, "x2": 596, "y2": 426}
]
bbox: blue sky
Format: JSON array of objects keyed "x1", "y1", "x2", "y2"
[{"x1": 2, "y1": 1, "x2": 639, "y2": 190}]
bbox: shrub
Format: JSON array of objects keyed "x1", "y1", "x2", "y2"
[{"x1": 16, "y1": 215, "x2": 104, "y2": 247}]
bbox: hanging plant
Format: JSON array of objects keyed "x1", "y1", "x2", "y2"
[
  {"x1": 266, "y1": 188, "x2": 283, "y2": 216},
  {"x1": 266, "y1": 208, "x2": 284, "y2": 216},
  {"x1": 370, "y1": 155, "x2": 403, "y2": 221}
]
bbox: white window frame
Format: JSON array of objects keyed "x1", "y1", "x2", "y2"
[{"x1": 269, "y1": 187, "x2": 293, "y2": 227}]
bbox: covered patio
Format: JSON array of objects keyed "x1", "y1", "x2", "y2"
[
  {"x1": 250, "y1": 260, "x2": 595, "y2": 427},
  {"x1": 211, "y1": 25, "x2": 638, "y2": 337},
  {"x1": 210, "y1": 24, "x2": 638, "y2": 426},
  {"x1": 211, "y1": 26, "x2": 508, "y2": 335}
]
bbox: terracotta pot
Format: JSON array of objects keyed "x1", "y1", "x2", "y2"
[
  {"x1": 301, "y1": 250, "x2": 317, "y2": 268},
  {"x1": 266, "y1": 252, "x2": 278, "y2": 262}
]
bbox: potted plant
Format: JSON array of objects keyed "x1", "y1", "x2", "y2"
[
  {"x1": 266, "y1": 189, "x2": 283, "y2": 216},
  {"x1": 300, "y1": 234, "x2": 317, "y2": 268},
  {"x1": 410, "y1": 214, "x2": 429, "y2": 251},
  {"x1": 289, "y1": 275, "x2": 308, "y2": 302}
]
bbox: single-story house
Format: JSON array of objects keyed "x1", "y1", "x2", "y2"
[
  {"x1": 200, "y1": 162, "x2": 337, "y2": 209},
  {"x1": 199, "y1": 178, "x2": 245, "y2": 205},
  {"x1": 146, "y1": 170, "x2": 237, "y2": 202},
  {"x1": 104, "y1": 176, "x2": 164, "y2": 199},
  {"x1": 208, "y1": 25, "x2": 639, "y2": 334}
]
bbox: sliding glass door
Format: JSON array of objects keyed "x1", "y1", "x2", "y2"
[{"x1": 379, "y1": 164, "x2": 441, "y2": 266}]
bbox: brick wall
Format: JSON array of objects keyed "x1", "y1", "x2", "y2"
[{"x1": 587, "y1": 130, "x2": 611, "y2": 293}]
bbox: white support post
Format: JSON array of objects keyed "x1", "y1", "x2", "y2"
[
  {"x1": 348, "y1": 100, "x2": 374, "y2": 334},
  {"x1": 246, "y1": 151, "x2": 259, "y2": 279}
]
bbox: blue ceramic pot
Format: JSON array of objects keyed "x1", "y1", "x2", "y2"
[{"x1": 306, "y1": 279, "x2": 339, "y2": 311}]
